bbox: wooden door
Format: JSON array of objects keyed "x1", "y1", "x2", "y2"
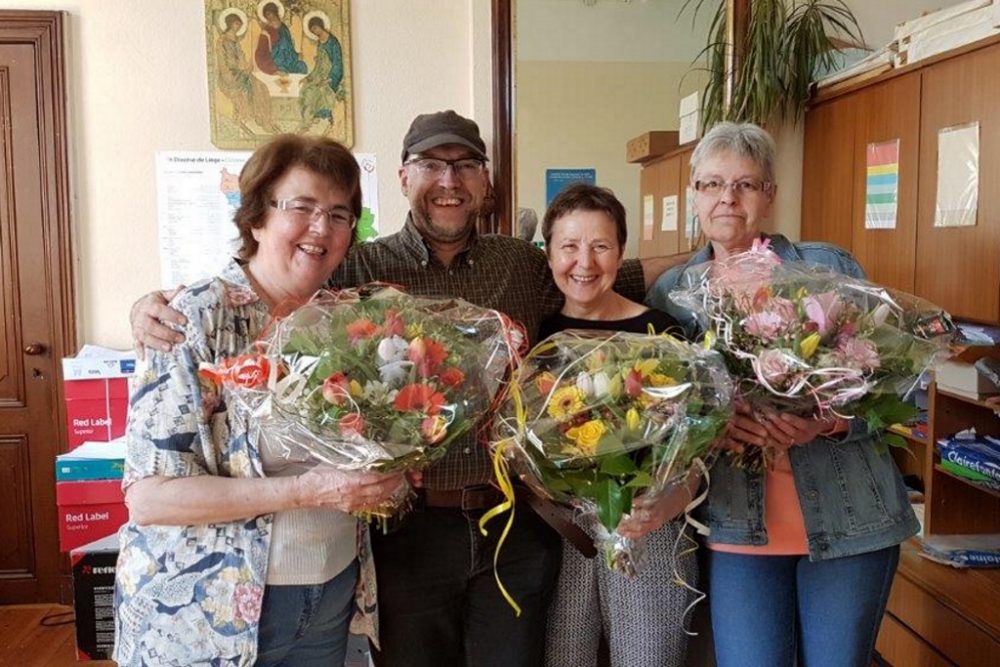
[
  {"x1": 0, "y1": 12, "x2": 75, "y2": 604},
  {"x1": 801, "y1": 92, "x2": 857, "y2": 249},
  {"x1": 917, "y1": 42, "x2": 1000, "y2": 322},
  {"x1": 850, "y1": 73, "x2": 921, "y2": 292}
]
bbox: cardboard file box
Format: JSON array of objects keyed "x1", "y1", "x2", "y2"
[
  {"x1": 56, "y1": 479, "x2": 127, "y2": 552},
  {"x1": 626, "y1": 131, "x2": 679, "y2": 164},
  {"x1": 62, "y1": 351, "x2": 135, "y2": 448},
  {"x1": 71, "y1": 534, "x2": 119, "y2": 661}
]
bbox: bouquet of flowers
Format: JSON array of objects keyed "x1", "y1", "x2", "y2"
[
  {"x1": 489, "y1": 330, "x2": 733, "y2": 575},
  {"x1": 670, "y1": 239, "x2": 954, "y2": 469},
  {"x1": 199, "y1": 285, "x2": 520, "y2": 515}
]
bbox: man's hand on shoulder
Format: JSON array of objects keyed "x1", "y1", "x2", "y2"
[{"x1": 131, "y1": 286, "x2": 187, "y2": 359}]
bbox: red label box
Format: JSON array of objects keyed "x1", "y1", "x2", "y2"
[
  {"x1": 56, "y1": 479, "x2": 127, "y2": 552},
  {"x1": 63, "y1": 378, "x2": 130, "y2": 448}
]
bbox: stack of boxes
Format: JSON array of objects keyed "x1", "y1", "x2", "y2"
[{"x1": 59, "y1": 347, "x2": 136, "y2": 661}]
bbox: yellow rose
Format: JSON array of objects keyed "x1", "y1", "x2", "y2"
[
  {"x1": 547, "y1": 386, "x2": 585, "y2": 421},
  {"x1": 800, "y1": 333, "x2": 821, "y2": 359},
  {"x1": 349, "y1": 379, "x2": 364, "y2": 397},
  {"x1": 566, "y1": 419, "x2": 607, "y2": 455},
  {"x1": 649, "y1": 373, "x2": 676, "y2": 387}
]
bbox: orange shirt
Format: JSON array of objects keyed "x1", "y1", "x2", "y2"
[{"x1": 711, "y1": 450, "x2": 810, "y2": 556}]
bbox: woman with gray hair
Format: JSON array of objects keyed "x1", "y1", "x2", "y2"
[{"x1": 646, "y1": 122, "x2": 917, "y2": 667}]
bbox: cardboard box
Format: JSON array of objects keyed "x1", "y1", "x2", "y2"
[
  {"x1": 626, "y1": 131, "x2": 679, "y2": 164},
  {"x1": 679, "y1": 91, "x2": 701, "y2": 145},
  {"x1": 56, "y1": 439, "x2": 126, "y2": 482},
  {"x1": 57, "y1": 479, "x2": 127, "y2": 552},
  {"x1": 71, "y1": 534, "x2": 119, "y2": 662},
  {"x1": 62, "y1": 348, "x2": 135, "y2": 448}
]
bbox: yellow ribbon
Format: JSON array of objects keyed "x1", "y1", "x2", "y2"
[{"x1": 478, "y1": 439, "x2": 522, "y2": 617}]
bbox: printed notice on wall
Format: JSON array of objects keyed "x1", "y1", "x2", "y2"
[
  {"x1": 642, "y1": 194, "x2": 655, "y2": 241},
  {"x1": 156, "y1": 151, "x2": 379, "y2": 288},
  {"x1": 865, "y1": 140, "x2": 899, "y2": 230},
  {"x1": 684, "y1": 186, "x2": 697, "y2": 241},
  {"x1": 934, "y1": 122, "x2": 979, "y2": 228},
  {"x1": 661, "y1": 195, "x2": 678, "y2": 232}
]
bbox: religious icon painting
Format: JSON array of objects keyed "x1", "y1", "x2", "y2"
[{"x1": 205, "y1": 0, "x2": 354, "y2": 148}]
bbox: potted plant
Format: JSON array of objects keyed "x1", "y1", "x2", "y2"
[{"x1": 684, "y1": 0, "x2": 864, "y2": 127}]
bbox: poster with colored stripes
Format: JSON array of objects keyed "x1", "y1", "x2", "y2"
[{"x1": 865, "y1": 140, "x2": 899, "y2": 230}]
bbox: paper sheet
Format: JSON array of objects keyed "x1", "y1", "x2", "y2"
[
  {"x1": 865, "y1": 139, "x2": 899, "y2": 230},
  {"x1": 156, "y1": 151, "x2": 380, "y2": 288},
  {"x1": 642, "y1": 194, "x2": 654, "y2": 241},
  {"x1": 661, "y1": 195, "x2": 678, "y2": 232},
  {"x1": 934, "y1": 123, "x2": 979, "y2": 228}
]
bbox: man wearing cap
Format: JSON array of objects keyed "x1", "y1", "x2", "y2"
[{"x1": 130, "y1": 110, "x2": 683, "y2": 666}]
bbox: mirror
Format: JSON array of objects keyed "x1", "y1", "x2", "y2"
[{"x1": 493, "y1": 0, "x2": 715, "y2": 258}]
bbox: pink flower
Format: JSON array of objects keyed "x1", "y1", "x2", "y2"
[
  {"x1": 838, "y1": 338, "x2": 881, "y2": 371},
  {"x1": 742, "y1": 310, "x2": 793, "y2": 342},
  {"x1": 757, "y1": 348, "x2": 796, "y2": 387},
  {"x1": 232, "y1": 582, "x2": 263, "y2": 624},
  {"x1": 339, "y1": 412, "x2": 366, "y2": 436},
  {"x1": 803, "y1": 291, "x2": 843, "y2": 337}
]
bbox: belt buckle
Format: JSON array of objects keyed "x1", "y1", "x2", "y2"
[{"x1": 461, "y1": 484, "x2": 491, "y2": 511}]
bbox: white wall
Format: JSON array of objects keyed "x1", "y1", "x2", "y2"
[{"x1": 4, "y1": 0, "x2": 491, "y2": 349}]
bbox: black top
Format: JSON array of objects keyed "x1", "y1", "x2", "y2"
[{"x1": 538, "y1": 308, "x2": 684, "y2": 340}]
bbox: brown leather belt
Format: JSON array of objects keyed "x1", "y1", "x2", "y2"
[{"x1": 415, "y1": 485, "x2": 597, "y2": 558}]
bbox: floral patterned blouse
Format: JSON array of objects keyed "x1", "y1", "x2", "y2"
[{"x1": 113, "y1": 259, "x2": 378, "y2": 667}]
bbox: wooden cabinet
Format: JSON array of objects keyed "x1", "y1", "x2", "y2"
[
  {"x1": 637, "y1": 146, "x2": 695, "y2": 258},
  {"x1": 802, "y1": 36, "x2": 1000, "y2": 323},
  {"x1": 916, "y1": 43, "x2": 1000, "y2": 323},
  {"x1": 878, "y1": 370, "x2": 1000, "y2": 666}
]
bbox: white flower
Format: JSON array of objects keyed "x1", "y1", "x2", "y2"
[
  {"x1": 871, "y1": 303, "x2": 892, "y2": 327},
  {"x1": 379, "y1": 360, "x2": 411, "y2": 386},
  {"x1": 592, "y1": 371, "x2": 611, "y2": 398},
  {"x1": 363, "y1": 380, "x2": 394, "y2": 405},
  {"x1": 575, "y1": 372, "x2": 594, "y2": 396},
  {"x1": 377, "y1": 336, "x2": 409, "y2": 365}
]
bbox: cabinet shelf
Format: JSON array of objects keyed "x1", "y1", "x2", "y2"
[
  {"x1": 934, "y1": 464, "x2": 1000, "y2": 500},
  {"x1": 888, "y1": 424, "x2": 929, "y2": 447}
]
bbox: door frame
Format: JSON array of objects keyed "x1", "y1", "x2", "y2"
[{"x1": 0, "y1": 10, "x2": 75, "y2": 603}]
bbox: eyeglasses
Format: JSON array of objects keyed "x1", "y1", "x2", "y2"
[
  {"x1": 693, "y1": 179, "x2": 773, "y2": 197},
  {"x1": 270, "y1": 198, "x2": 356, "y2": 230},
  {"x1": 404, "y1": 156, "x2": 486, "y2": 180}
]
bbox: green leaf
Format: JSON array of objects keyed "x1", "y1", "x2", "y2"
[
  {"x1": 599, "y1": 453, "x2": 638, "y2": 477},
  {"x1": 594, "y1": 478, "x2": 631, "y2": 533},
  {"x1": 624, "y1": 470, "x2": 654, "y2": 489}
]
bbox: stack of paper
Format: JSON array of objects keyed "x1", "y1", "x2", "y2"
[
  {"x1": 56, "y1": 438, "x2": 126, "y2": 481},
  {"x1": 920, "y1": 533, "x2": 1000, "y2": 568},
  {"x1": 894, "y1": 0, "x2": 1000, "y2": 67}
]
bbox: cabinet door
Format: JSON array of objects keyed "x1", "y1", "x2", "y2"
[
  {"x1": 638, "y1": 154, "x2": 681, "y2": 257},
  {"x1": 851, "y1": 73, "x2": 921, "y2": 292},
  {"x1": 801, "y1": 92, "x2": 857, "y2": 249},
  {"x1": 917, "y1": 43, "x2": 1000, "y2": 322},
  {"x1": 678, "y1": 147, "x2": 699, "y2": 252}
]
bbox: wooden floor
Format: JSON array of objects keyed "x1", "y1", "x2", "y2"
[{"x1": 0, "y1": 604, "x2": 114, "y2": 666}]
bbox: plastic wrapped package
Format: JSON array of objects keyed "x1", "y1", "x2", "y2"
[
  {"x1": 490, "y1": 330, "x2": 733, "y2": 576},
  {"x1": 669, "y1": 239, "x2": 955, "y2": 468},
  {"x1": 198, "y1": 285, "x2": 520, "y2": 514}
]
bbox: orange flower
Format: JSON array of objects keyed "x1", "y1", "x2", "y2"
[
  {"x1": 535, "y1": 372, "x2": 556, "y2": 396},
  {"x1": 383, "y1": 308, "x2": 405, "y2": 337},
  {"x1": 198, "y1": 355, "x2": 270, "y2": 389},
  {"x1": 322, "y1": 372, "x2": 351, "y2": 406},
  {"x1": 394, "y1": 383, "x2": 446, "y2": 415},
  {"x1": 339, "y1": 412, "x2": 366, "y2": 436},
  {"x1": 346, "y1": 318, "x2": 380, "y2": 341},
  {"x1": 439, "y1": 366, "x2": 465, "y2": 388},
  {"x1": 408, "y1": 337, "x2": 448, "y2": 377}
]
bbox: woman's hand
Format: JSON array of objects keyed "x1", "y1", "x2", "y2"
[
  {"x1": 131, "y1": 287, "x2": 187, "y2": 358},
  {"x1": 719, "y1": 400, "x2": 769, "y2": 452},
  {"x1": 759, "y1": 412, "x2": 845, "y2": 450},
  {"x1": 295, "y1": 466, "x2": 409, "y2": 513},
  {"x1": 617, "y1": 469, "x2": 701, "y2": 539}
]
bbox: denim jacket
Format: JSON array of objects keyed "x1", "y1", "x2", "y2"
[{"x1": 646, "y1": 234, "x2": 919, "y2": 561}]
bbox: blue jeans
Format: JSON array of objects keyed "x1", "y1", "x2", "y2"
[
  {"x1": 709, "y1": 546, "x2": 899, "y2": 667},
  {"x1": 255, "y1": 560, "x2": 359, "y2": 667},
  {"x1": 370, "y1": 505, "x2": 562, "y2": 667}
]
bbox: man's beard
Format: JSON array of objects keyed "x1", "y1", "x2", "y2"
[{"x1": 411, "y1": 205, "x2": 477, "y2": 244}]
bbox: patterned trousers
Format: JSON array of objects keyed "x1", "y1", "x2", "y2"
[{"x1": 544, "y1": 518, "x2": 698, "y2": 667}]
